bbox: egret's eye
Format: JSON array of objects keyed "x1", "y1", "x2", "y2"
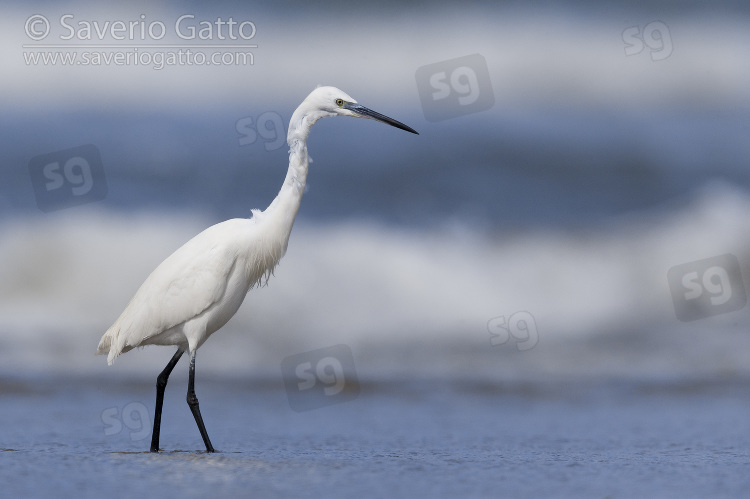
[{"x1": 335, "y1": 99, "x2": 345, "y2": 107}]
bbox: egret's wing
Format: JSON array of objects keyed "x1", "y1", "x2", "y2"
[
  {"x1": 98, "y1": 223, "x2": 242, "y2": 363},
  {"x1": 138, "y1": 243, "x2": 238, "y2": 334}
]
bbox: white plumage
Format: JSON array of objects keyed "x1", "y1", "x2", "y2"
[
  {"x1": 97, "y1": 218, "x2": 279, "y2": 364},
  {"x1": 96, "y1": 86, "x2": 418, "y2": 453}
]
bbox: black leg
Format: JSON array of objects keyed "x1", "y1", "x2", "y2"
[
  {"x1": 150, "y1": 348, "x2": 184, "y2": 452},
  {"x1": 186, "y1": 349, "x2": 215, "y2": 452}
]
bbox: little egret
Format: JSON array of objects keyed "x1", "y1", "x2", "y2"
[{"x1": 96, "y1": 86, "x2": 418, "y2": 453}]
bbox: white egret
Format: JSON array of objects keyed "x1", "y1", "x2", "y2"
[{"x1": 96, "y1": 86, "x2": 418, "y2": 453}]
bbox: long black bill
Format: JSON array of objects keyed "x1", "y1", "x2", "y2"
[{"x1": 345, "y1": 103, "x2": 419, "y2": 134}]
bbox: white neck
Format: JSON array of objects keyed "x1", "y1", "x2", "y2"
[{"x1": 256, "y1": 100, "x2": 326, "y2": 250}]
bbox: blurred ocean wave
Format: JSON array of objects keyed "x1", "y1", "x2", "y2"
[{"x1": 2, "y1": 181, "x2": 750, "y2": 376}]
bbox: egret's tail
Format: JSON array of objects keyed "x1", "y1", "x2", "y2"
[{"x1": 96, "y1": 327, "x2": 121, "y2": 365}]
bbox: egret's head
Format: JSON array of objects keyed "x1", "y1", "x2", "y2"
[{"x1": 303, "y1": 86, "x2": 418, "y2": 134}]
